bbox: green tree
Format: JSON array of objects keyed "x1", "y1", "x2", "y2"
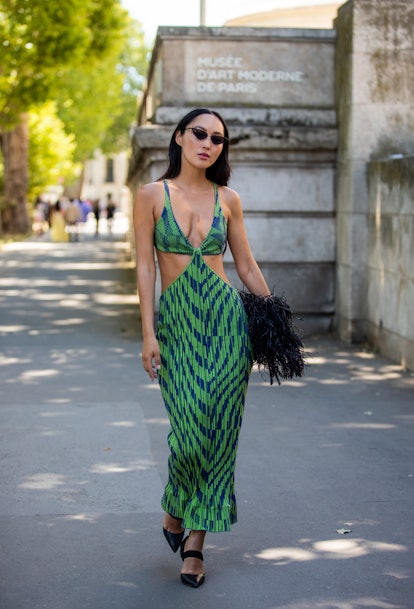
[
  {"x1": 0, "y1": 0, "x2": 129, "y2": 234},
  {"x1": 28, "y1": 101, "x2": 78, "y2": 201},
  {"x1": 101, "y1": 19, "x2": 148, "y2": 153},
  {"x1": 55, "y1": 18, "x2": 148, "y2": 162}
]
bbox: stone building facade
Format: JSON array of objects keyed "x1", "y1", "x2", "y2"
[
  {"x1": 128, "y1": 0, "x2": 414, "y2": 370},
  {"x1": 335, "y1": 0, "x2": 414, "y2": 369},
  {"x1": 129, "y1": 26, "x2": 337, "y2": 337},
  {"x1": 81, "y1": 150, "x2": 131, "y2": 214}
]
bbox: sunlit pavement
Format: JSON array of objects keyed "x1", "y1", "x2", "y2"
[{"x1": 0, "y1": 230, "x2": 413, "y2": 609}]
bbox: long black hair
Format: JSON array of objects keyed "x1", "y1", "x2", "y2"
[{"x1": 159, "y1": 108, "x2": 231, "y2": 186}]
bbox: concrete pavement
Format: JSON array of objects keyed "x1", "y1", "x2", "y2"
[{"x1": 0, "y1": 231, "x2": 413, "y2": 609}]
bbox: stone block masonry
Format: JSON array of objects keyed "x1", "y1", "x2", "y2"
[
  {"x1": 128, "y1": 6, "x2": 414, "y2": 369},
  {"x1": 130, "y1": 26, "x2": 337, "y2": 336}
]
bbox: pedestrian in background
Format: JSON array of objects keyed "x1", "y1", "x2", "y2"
[
  {"x1": 50, "y1": 201, "x2": 69, "y2": 242},
  {"x1": 106, "y1": 194, "x2": 116, "y2": 234},
  {"x1": 92, "y1": 199, "x2": 100, "y2": 236},
  {"x1": 65, "y1": 198, "x2": 82, "y2": 241}
]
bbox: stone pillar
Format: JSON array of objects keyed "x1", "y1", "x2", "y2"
[
  {"x1": 334, "y1": 0, "x2": 414, "y2": 342},
  {"x1": 367, "y1": 157, "x2": 414, "y2": 370}
]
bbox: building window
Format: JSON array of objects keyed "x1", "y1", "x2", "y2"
[{"x1": 106, "y1": 158, "x2": 114, "y2": 183}]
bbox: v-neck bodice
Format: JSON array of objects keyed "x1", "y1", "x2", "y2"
[{"x1": 154, "y1": 180, "x2": 227, "y2": 255}]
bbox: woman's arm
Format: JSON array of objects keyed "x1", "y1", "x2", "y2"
[
  {"x1": 224, "y1": 187, "x2": 270, "y2": 296},
  {"x1": 133, "y1": 183, "x2": 161, "y2": 381}
]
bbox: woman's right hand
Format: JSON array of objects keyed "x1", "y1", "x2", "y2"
[{"x1": 142, "y1": 336, "x2": 161, "y2": 382}]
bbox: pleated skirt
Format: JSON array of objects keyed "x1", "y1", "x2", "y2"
[{"x1": 157, "y1": 250, "x2": 252, "y2": 532}]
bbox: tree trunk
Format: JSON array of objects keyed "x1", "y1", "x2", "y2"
[{"x1": 0, "y1": 114, "x2": 30, "y2": 234}]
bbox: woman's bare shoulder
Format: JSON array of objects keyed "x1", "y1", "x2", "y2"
[
  {"x1": 218, "y1": 185, "x2": 242, "y2": 211},
  {"x1": 135, "y1": 180, "x2": 164, "y2": 203},
  {"x1": 133, "y1": 181, "x2": 165, "y2": 225},
  {"x1": 134, "y1": 182, "x2": 165, "y2": 219}
]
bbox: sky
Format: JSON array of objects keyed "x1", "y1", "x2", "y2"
[{"x1": 121, "y1": 0, "x2": 335, "y2": 44}]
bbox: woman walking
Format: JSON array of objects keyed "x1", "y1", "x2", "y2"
[{"x1": 133, "y1": 108, "x2": 270, "y2": 588}]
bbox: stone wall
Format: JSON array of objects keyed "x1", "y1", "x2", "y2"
[
  {"x1": 334, "y1": 0, "x2": 414, "y2": 345},
  {"x1": 367, "y1": 157, "x2": 414, "y2": 369},
  {"x1": 129, "y1": 27, "x2": 337, "y2": 335},
  {"x1": 128, "y1": 3, "x2": 414, "y2": 370}
]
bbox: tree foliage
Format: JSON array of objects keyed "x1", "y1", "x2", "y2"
[
  {"x1": 0, "y1": 0, "x2": 129, "y2": 128},
  {"x1": 28, "y1": 101, "x2": 78, "y2": 200},
  {"x1": 100, "y1": 19, "x2": 148, "y2": 153},
  {"x1": 0, "y1": 0, "x2": 148, "y2": 233},
  {"x1": 54, "y1": 18, "x2": 148, "y2": 161}
]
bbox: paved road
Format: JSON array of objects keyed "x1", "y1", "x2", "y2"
[{"x1": 0, "y1": 234, "x2": 413, "y2": 609}]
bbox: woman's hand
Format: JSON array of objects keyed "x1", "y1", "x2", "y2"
[{"x1": 142, "y1": 335, "x2": 161, "y2": 382}]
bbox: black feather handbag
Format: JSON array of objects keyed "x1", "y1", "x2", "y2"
[{"x1": 239, "y1": 290, "x2": 307, "y2": 385}]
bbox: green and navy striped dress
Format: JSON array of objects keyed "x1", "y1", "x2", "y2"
[{"x1": 154, "y1": 180, "x2": 252, "y2": 532}]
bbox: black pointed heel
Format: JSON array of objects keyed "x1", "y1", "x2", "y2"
[
  {"x1": 162, "y1": 514, "x2": 185, "y2": 553},
  {"x1": 180, "y1": 536, "x2": 205, "y2": 588},
  {"x1": 163, "y1": 527, "x2": 184, "y2": 553}
]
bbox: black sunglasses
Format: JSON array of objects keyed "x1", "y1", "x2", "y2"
[{"x1": 186, "y1": 127, "x2": 228, "y2": 146}]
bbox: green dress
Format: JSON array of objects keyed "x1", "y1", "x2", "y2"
[{"x1": 154, "y1": 180, "x2": 252, "y2": 532}]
